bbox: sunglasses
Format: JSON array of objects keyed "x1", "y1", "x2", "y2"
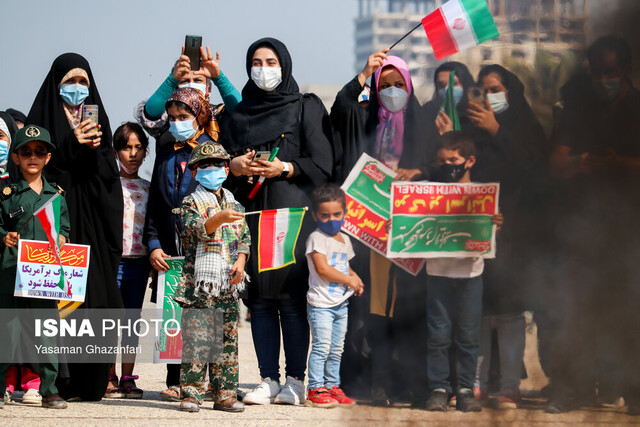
[
  {"x1": 197, "y1": 160, "x2": 227, "y2": 168},
  {"x1": 18, "y1": 149, "x2": 49, "y2": 159}
]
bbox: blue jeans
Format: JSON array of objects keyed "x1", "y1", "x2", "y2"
[
  {"x1": 307, "y1": 301, "x2": 349, "y2": 390},
  {"x1": 245, "y1": 297, "x2": 309, "y2": 382},
  {"x1": 426, "y1": 275, "x2": 482, "y2": 393},
  {"x1": 117, "y1": 257, "x2": 150, "y2": 349},
  {"x1": 117, "y1": 257, "x2": 150, "y2": 309},
  {"x1": 476, "y1": 312, "x2": 526, "y2": 393}
]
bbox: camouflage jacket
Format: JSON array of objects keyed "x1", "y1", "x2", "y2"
[{"x1": 173, "y1": 186, "x2": 250, "y2": 308}]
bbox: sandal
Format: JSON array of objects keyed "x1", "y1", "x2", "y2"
[
  {"x1": 104, "y1": 375, "x2": 124, "y2": 398},
  {"x1": 120, "y1": 375, "x2": 143, "y2": 399},
  {"x1": 160, "y1": 385, "x2": 182, "y2": 402}
]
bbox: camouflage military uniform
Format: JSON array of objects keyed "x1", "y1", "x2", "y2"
[{"x1": 174, "y1": 166, "x2": 250, "y2": 404}]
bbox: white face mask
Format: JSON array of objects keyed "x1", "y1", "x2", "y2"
[
  {"x1": 487, "y1": 91, "x2": 509, "y2": 114},
  {"x1": 178, "y1": 82, "x2": 207, "y2": 95},
  {"x1": 378, "y1": 86, "x2": 409, "y2": 113},
  {"x1": 251, "y1": 67, "x2": 282, "y2": 92}
]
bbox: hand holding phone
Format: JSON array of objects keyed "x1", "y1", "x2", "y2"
[
  {"x1": 184, "y1": 35, "x2": 202, "y2": 71},
  {"x1": 468, "y1": 87, "x2": 487, "y2": 105},
  {"x1": 252, "y1": 151, "x2": 272, "y2": 162}
]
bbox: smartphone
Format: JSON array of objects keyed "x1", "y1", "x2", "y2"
[
  {"x1": 468, "y1": 86, "x2": 487, "y2": 104},
  {"x1": 252, "y1": 151, "x2": 271, "y2": 162},
  {"x1": 184, "y1": 35, "x2": 202, "y2": 70},
  {"x1": 82, "y1": 104, "x2": 99, "y2": 135}
]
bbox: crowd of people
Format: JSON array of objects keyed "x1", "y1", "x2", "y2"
[{"x1": 0, "y1": 33, "x2": 638, "y2": 416}]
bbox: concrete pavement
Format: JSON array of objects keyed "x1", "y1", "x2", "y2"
[{"x1": 1, "y1": 305, "x2": 638, "y2": 426}]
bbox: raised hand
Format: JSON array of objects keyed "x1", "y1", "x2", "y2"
[
  {"x1": 357, "y1": 48, "x2": 389, "y2": 87},
  {"x1": 194, "y1": 46, "x2": 221, "y2": 79}
]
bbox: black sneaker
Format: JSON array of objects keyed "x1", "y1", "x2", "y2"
[
  {"x1": 426, "y1": 389, "x2": 448, "y2": 411},
  {"x1": 42, "y1": 394, "x2": 67, "y2": 409},
  {"x1": 371, "y1": 386, "x2": 392, "y2": 407},
  {"x1": 545, "y1": 398, "x2": 571, "y2": 414},
  {"x1": 457, "y1": 389, "x2": 481, "y2": 412}
]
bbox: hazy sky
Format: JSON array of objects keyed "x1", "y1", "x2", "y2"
[
  {"x1": 1, "y1": 0, "x2": 358, "y2": 175},
  {"x1": 1, "y1": 0, "x2": 635, "y2": 177}
]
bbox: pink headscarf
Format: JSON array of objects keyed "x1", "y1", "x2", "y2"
[{"x1": 374, "y1": 56, "x2": 412, "y2": 169}]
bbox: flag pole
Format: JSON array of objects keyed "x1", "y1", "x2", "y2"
[
  {"x1": 388, "y1": 22, "x2": 423, "y2": 52},
  {"x1": 243, "y1": 207, "x2": 309, "y2": 217},
  {"x1": 16, "y1": 215, "x2": 35, "y2": 235}
]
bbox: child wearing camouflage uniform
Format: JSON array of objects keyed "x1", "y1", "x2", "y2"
[{"x1": 173, "y1": 141, "x2": 250, "y2": 413}]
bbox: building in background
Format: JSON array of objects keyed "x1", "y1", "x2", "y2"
[{"x1": 354, "y1": 0, "x2": 590, "y2": 103}]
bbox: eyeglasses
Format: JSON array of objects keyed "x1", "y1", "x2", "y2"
[{"x1": 18, "y1": 149, "x2": 48, "y2": 159}]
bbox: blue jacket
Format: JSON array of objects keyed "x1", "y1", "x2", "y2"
[{"x1": 144, "y1": 132, "x2": 213, "y2": 256}]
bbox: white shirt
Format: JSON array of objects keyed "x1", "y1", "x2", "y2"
[
  {"x1": 306, "y1": 230, "x2": 355, "y2": 308},
  {"x1": 426, "y1": 256, "x2": 484, "y2": 278}
]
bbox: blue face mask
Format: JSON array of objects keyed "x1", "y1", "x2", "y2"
[
  {"x1": 317, "y1": 218, "x2": 345, "y2": 236},
  {"x1": 59, "y1": 83, "x2": 89, "y2": 106},
  {"x1": 195, "y1": 166, "x2": 227, "y2": 191},
  {"x1": 438, "y1": 86, "x2": 464, "y2": 105},
  {"x1": 169, "y1": 119, "x2": 197, "y2": 142},
  {"x1": 0, "y1": 141, "x2": 9, "y2": 163}
]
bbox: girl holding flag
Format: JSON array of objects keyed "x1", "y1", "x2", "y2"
[{"x1": 145, "y1": 86, "x2": 223, "y2": 401}]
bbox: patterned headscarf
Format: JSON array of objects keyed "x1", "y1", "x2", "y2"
[
  {"x1": 373, "y1": 56, "x2": 413, "y2": 170},
  {"x1": 166, "y1": 87, "x2": 213, "y2": 128}
]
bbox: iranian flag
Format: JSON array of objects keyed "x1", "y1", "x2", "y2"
[
  {"x1": 422, "y1": 0, "x2": 499, "y2": 60},
  {"x1": 257, "y1": 208, "x2": 306, "y2": 272},
  {"x1": 34, "y1": 193, "x2": 70, "y2": 295}
]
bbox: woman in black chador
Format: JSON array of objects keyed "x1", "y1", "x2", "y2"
[{"x1": 27, "y1": 52, "x2": 124, "y2": 401}]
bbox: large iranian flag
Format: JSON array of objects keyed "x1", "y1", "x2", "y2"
[
  {"x1": 422, "y1": 0, "x2": 499, "y2": 60},
  {"x1": 34, "y1": 193, "x2": 70, "y2": 295},
  {"x1": 257, "y1": 208, "x2": 306, "y2": 272}
]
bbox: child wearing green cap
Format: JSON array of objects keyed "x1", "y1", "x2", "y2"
[
  {"x1": 0, "y1": 125, "x2": 70, "y2": 409},
  {"x1": 173, "y1": 141, "x2": 250, "y2": 413}
]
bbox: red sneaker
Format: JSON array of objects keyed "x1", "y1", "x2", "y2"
[
  {"x1": 474, "y1": 386, "x2": 488, "y2": 402},
  {"x1": 329, "y1": 387, "x2": 356, "y2": 406},
  {"x1": 497, "y1": 388, "x2": 520, "y2": 409},
  {"x1": 305, "y1": 387, "x2": 339, "y2": 408}
]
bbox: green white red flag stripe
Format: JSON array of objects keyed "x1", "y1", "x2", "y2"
[
  {"x1": 422, "y1": 0, "x2": 499, "y2": 60},
  {"x1": 257, "y1": 208, "x2": 306, "y2": 272},
  {"x1": 34, "y1": 193, "x2": 70, "y2": 295}
]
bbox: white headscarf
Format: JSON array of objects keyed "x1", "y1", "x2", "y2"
[{"x1": 0, "y1": 118, "x2": 11, "y2": 144}]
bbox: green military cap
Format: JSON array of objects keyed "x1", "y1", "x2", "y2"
[
  {"x1": 187, "y1": 141, "x2": 230, "y2": 170},
  {"x1": 13, "y1": 125, "x2": 56, "y2": 152}
]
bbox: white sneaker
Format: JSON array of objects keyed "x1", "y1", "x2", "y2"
[
  {"x1": 243, "y1": 378, "x2": 280, "y2": 405},
  {"x1": 274, "y1": 376, "x2": 305, "y2": 405},
  {"x1": 22, "y1": 389, "x2": 42, "y2": 405}
]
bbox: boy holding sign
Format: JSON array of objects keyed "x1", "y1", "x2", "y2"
[
  {"x1": 425, "y1": 131, "x2": 502, "y2": 412},
  {"x1": 0, "y1": 125, "x2": 70, "y2": 409}
]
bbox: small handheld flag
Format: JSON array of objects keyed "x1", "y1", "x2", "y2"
[
  {"x1": 34, "y1": 193, "x2": 70, "y2": 295},
  {"x1": 441, "y1": 70, "x2": 461, "y2": 131},
  {"x1": 257, "y1": 207, "x2": 306, "y2": 272}
]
